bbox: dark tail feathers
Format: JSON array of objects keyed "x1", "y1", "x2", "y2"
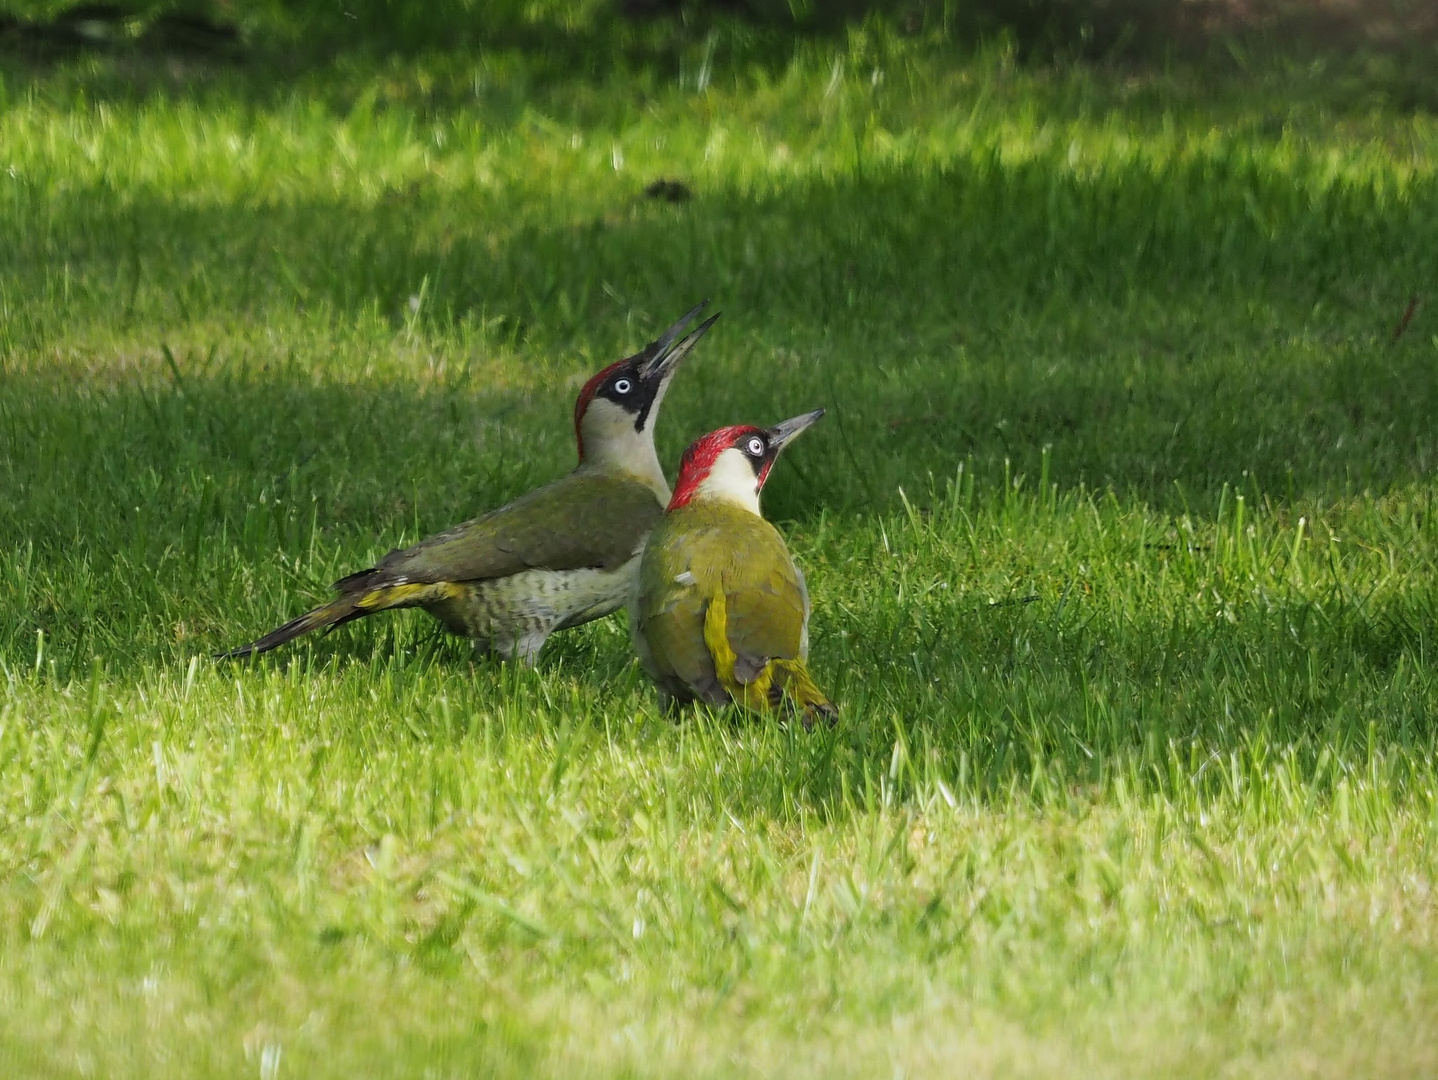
[
  {"x1": 216, "y1": 594, "x2": 367, "y2": 660},
  {"x1": 218, "y1": 566, "x2": 460, "y2": 660}
]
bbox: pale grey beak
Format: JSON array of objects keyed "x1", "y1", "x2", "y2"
[
  {"x1": 638, "y1": 302, "x2": 720, "y2": 382},
  {"x1": 765, "y1": 408, "x2": 826, "y2": 452}
]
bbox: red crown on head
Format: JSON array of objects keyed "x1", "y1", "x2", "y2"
[
  {"x1": 668, "y1": 425, "x2": 769, "y2": 510},
  {"x1": 572, "y1": 358, "x2": 628, "y2": 460}
]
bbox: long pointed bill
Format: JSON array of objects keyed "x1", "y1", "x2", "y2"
[
  {"x1": 765, "y1": 409, "x2": 826, "y2": 453},
  {"x1": 638, "y1": 303, "x2": 720, "y2": 381}
]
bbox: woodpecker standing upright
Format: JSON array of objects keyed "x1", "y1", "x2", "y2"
[
  {"x1": 629, "y1": 409, "x2": 836, "y2": 725},
  {"x1": 221, "y1": 303, "x2": 718, "y2": 665}
]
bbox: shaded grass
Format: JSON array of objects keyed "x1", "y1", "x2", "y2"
[{"x1": 2, "y1": 13, "x2": 1438, "y2": 1078}]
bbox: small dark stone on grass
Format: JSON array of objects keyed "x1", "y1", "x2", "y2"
[{"x1": 644, "y1": 179, "x2": 693, "y2": 203}]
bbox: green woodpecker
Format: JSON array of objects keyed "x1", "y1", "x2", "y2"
[
  {"x1": 221, "y1": 302, "x2": 718, "y2": 665},
  {"x1": 629, "y1": 409, "x2": 836, "y2": 725}
]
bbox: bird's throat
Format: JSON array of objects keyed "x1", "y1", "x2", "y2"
[{"x1": 688, "y1": 449, "x2": 763, "y2": 516}]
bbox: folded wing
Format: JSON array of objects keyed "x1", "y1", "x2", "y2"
[{"x1": 341, "y1": 471, "x2": 664, "y2": 592}]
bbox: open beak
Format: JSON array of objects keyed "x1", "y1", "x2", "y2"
[
  {"x1": 638, "y1": 301, "x2": 721, "y2": 382},
  {"x1": 765, "y1": 409, "x2": 826, "y2": 453}
]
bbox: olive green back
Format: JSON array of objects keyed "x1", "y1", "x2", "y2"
[
  {"x1": 368, "y1": 469, "x2": 664, "y2": 586},
  {"x1": 635, "y1": 499, "x2": 809, "y2": 702}
]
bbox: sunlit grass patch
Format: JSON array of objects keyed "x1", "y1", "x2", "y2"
[{"x1": 2, "y1": 13, "x2": 1438, "y2": 1078}]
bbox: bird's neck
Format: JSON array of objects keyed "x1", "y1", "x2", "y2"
[
  {"x1": 672, "y1": 449, "x2": 763, "y2": 516},
  {"x1": 579, "y1": 436, "x2": 670, "y2": 502},
  {"x1": 577, "y1": 399, "x2": 670, "y2": 501}
]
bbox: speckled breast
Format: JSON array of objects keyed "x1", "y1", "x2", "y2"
[{"x1": 421, "y1": 557, "x2": 640, "y2": 651}]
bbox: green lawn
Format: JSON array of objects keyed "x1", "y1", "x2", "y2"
[{"x1": 3, "y1": 8, "x2": 1438, "y2": 1077}]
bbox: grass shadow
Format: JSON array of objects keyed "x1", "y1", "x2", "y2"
[{"x1": 6, "y1": 130, "x2": 1435, "y2": 520}]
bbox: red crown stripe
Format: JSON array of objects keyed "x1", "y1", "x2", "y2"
[
  {"x1": 572, "y1": 358, "x2": 628, "y2": 461},
  {"x1": 667, "y1": 425, "x2": 763, "y2": 510}
]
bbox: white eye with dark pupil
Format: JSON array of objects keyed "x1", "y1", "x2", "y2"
[
  {"x1": 613, "y1": 378, "x2": 632, "y2": 394},
  {"x1": 746, "y1": 436, "x2": 765, "y2": 456}
]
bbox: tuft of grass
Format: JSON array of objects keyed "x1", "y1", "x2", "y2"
[{"x1": 2, "y1": 11, "x2": 1438, "y2": 1077}]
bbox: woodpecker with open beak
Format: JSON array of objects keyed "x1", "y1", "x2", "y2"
[
  {"x1": 221, "y1": 302, "x2": 719, "y2": 665},
  {"x1": 629, "y1": 409, "x2": 836, "y2": 726}
]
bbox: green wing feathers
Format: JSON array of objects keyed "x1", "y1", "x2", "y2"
[
  {"x1": 702, "y1": 587, "x2": 836, "y2": 726},
  {"x1": 222, "y1": 469, "x2": 662, "y2": 659},
  {"x1": 367, "y1": 471, "x2": 663, "y2": 584},
  {"x1": 636, "y1": 503, "x2": 836, "y2": 724}
]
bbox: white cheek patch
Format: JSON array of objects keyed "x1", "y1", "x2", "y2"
[
  {"x1": 696, "y1": 448, "x2": 762, "y2": 514},
  {"x1": 581, "y1": 398, "x2": 652, "y2": 469},
  {"x1": 674, "y1": 571, "x2": 696, "y2": 586},
  {"x1": 584, "y1": 398, "x2": 633, "y2": 440}
]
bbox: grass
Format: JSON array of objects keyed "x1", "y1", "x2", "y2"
[{"x1": 3, "y1": 9, "x2": 1438, "y2": 1077}]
